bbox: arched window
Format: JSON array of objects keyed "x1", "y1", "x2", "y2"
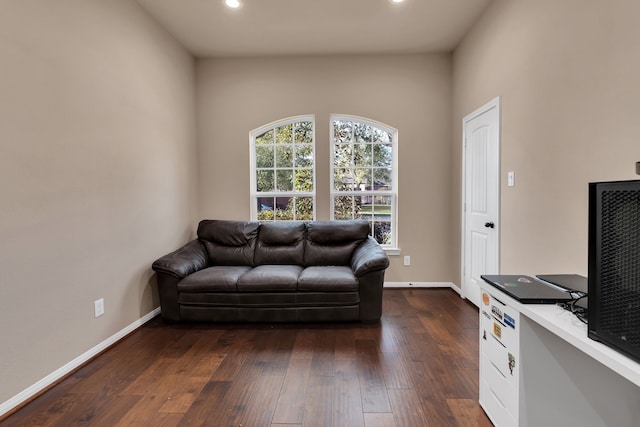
[
  {"x1": 250, "y1": 116, "x2": 315, "y2": 221},
  {"x1": 330, "y1": 115, "x2": 398, "y2": 248}
]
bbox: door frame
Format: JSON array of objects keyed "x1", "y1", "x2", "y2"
[{"x1": 461, "y1": 96, "x2": 501, "y2": 302}]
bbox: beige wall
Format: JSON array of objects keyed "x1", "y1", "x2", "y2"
[
  {"x1": 0, "y1": 0, "x2": 197, "y2": 405},
  {"x1": 11, "y1": 0, "x2": 639, "y2": 410},
  {"x1": 196, "y1": 54, "x2": 453, "y2": 282},
  {"x1": 452, "y1": 0, "x2": 640, "y2": 284}
]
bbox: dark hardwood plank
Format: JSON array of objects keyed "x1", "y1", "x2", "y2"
[
  {"x1": 231, "y1": 375, "x2": 283, "y2": 427},
  {"x1": 334, "y1": 329, "x2": 357, "y2": 360},
  {"x1": 364, "y1": 412, "x2": 398, "y2": 427},
  {"x1": 175, "y1": 381, "x2": 231, "y2": 427},
  {"x1": 2, "y1": 289, "x2": 493, "y2": 427},
  {"x1": 356, "y1": 339, "x2": 392, "y2": 413},
  {"x1": 310, "y1": 329, "x2": 336, "y2": 377},
  {"x1": 447, "y1": 398, "x2": 495, "y2": 427},
  {"x1": 388, "y1": 388, "x2": 432, "y2": 427},
  {"x1": 272, "y1": 358, "x2": 312, "y2": 424},
  {"x1": 333, "y1": 359, "x2": 364, "y2": 427},
  {"x1": 301, "y1": 375, "x2": 334, "y2": 427},
  {"x1": 378, "y1": 351, "x2": 413, "y2": 390},
  {"x1": 420, "y1": 397, "x2": 459, "y2": 427}
]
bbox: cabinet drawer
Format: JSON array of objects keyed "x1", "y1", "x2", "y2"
[
  {"x1": 481, "y1": 348, "x2": 517, "y2": 417},
  {"x1": 481, "y1": 290, "x2": 519, "y2": 355},
  {"x1": 484, "y1": 329, "x2": 518, "y2": 387},
  {"x1": 480, "y1": 378, "x2": 517, "y2": 427}
]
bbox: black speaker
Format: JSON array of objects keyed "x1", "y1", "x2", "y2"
[{"x1": 588, "y1": 180, "x2": 640, "y2": 363}]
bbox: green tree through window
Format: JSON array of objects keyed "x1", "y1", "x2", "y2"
[
  {"x1": 331, "y1": 115, "x2": 397, "y2": 248},
  {"x1": 251, "y1": 117, "x2": 315, "y2": 221}
]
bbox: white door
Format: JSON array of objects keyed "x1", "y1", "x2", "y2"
[{"x1": 462, "y1": 98, "x2": 500, "y2": 307}]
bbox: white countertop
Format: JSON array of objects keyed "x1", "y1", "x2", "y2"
[{"x1": 481, "y1": 282, "x2": 640, "y2": 388}]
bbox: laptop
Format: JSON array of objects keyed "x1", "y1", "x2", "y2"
[
  {"x1": 536, "y1": 274, "x2": 587, "y2": 294},
  {"x1": 481, "y1": 275, "x2": 574, "y2": 304},
  {"x1": 536, "y1": 274, "x2": 588, "y2": 309}
]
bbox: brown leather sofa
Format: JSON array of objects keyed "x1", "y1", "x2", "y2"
[{"x1": 151, "y1": 220, "x2": 390, "y2": 323}]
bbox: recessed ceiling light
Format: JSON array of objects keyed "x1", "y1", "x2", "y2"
[
  {"x1": 391, "y1": 0, "x2": 405, "y2": 3},
  {"x1": 225, "y1": 0, "x2": 240, "y2": 8}
]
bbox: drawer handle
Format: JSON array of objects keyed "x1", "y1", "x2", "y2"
[
  {"x1": 490, "y1": 360, "x2": 507, "y2": 379},
  {"x1": 493, "y1": 296, "x2": 506, "y2": 306},
  {"x1": 490, "y1": 387, "x2": 507, "y2": 408},
  {"x1": 491, "y1": 334, "x2": 506, "y2": 349}
]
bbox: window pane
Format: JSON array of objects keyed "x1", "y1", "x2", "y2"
[
  {"x1": 373, "y1": 196, "x2": 392, "y2": 220},
  {"x1": 334, "y1": 196, "x2": 353, "y2": 220},
  {"x1": 295, "y1": 144, "x2": 313, "y2": 167},
  {"x1": 373, "y1": 221, "x2": 392, "y2": 245},
  {"x1": 276, "y1": 124, "x2": 293, "y2": 144},
  {"x1": 373, "y1": 144, "x2": 392, "y2": 167},
  {"x1": 334, "y1": 120, "x2": 353, "y2": 143},
  {"x1": 255, "y1": 146, "x2": 274, "y2": 168},
  {"x1": 256, "y1": 130, "x2": 274, "y2": 145},
  {"x1": 353, "y1": 195, "x2": 366, "y2": 219},
  {"x1": 373, "y1": 168, "x2": 392, "y2": 189},
  {"x1": 333, "y1": 144, "x2": 353, "y2": 168},
  {"x1": 354, "y1": 168, "x2": 372, "y2": 190},
  {"x1": 294, "y1": 169, "x2": 313, "y2": 192},
  {"x1": 294, "y1": 121, "x2": 313, "y2": 143},
  {"x1": 275, "y1": 145, "x2": 293, "y2": 168},
  {"x1": 276, "y1": 169, "x2": 293, "y2": 191},
  {"x1": 257, "y1": 197, "x2": 275, "y2": 221},
  {"x1": 353, "y1": 143, "x2": 372, "y2": 167},
  {"x1": 354, "y1": 123, "x2": 372, "y2": 143},
  {"x1": 276, "y1": 199, "x2": 294, "y2": 220},
  {"x1": 295, "y1": 197, "x2": 314, "y2": 220},
  {"x1": 256, "y1": 170, "x2": 274, "y2": 192},
  {"x1": 334, "y1": 168, "x2": 355, "y2": 191},
  {"x1": 373, "y1": 128, "x2": 391, "y2": 144}
]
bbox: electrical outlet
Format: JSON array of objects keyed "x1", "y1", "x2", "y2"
[
  {"x1": 94, "y1": 298, "x2": 104, "y2": 318},
  {"x1": 403, "y1": 255, "x2": 411, "y2": 266}
]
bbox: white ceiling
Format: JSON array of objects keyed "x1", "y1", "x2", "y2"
[{"x1": 136, "y1": 0, "x2": 493, "y2": 57}]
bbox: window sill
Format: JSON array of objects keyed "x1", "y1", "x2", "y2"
[{"x1": 384, "y1": 248, "x2": 401, "y2": 256}]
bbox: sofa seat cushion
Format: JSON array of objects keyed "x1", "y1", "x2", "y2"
[
  {"x1": 237, "y1": 265, "x2": 303, "y2": 292},
  {"x1": 178, "y1": 266, "x2": 251, "y2": 293},
  {"x1": 298, "y1": 266, "x2": 358, "y2": 292}
]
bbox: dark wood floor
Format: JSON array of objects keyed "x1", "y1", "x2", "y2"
[{"x1": 2, "y1": 289, "x2": 493, "y2": 427}]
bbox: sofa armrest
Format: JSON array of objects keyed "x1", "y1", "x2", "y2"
[
  {"x1": 351, "y1": 236, "x2": 390, "y2": 277},
  {"x1": 152, "y1": 239, "x2": 208, "y2": 279}
]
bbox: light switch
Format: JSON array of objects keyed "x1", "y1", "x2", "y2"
[{"x1": 507, "y1": 171, "x2": 515, "y2": 187}]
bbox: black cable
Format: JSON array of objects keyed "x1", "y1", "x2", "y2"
[{"x1": 556, "y1": 293, "x2": 588, "y2": 324}]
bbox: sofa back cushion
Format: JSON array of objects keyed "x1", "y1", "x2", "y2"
[
  {"x1": 254, "y1": 222, "x2": 305, "y2": 265},
  {"x1": 197, "y1": 220, "x2": 259, "y2": 266},
  {"x1": 304, "y1": 220, "x2": 369, "y2": 266}
]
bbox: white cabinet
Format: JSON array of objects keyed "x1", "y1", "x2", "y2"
[
  {"x1": 479, "y1": 288, "x2": 519, "y2": 427},
  {"x1": 478, "y1": 281, "x2": 640, "y2": 427}
]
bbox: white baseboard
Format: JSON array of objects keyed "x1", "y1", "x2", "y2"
[
  {"x1": 384, "y1": 281, "x2": 455, "y2": 289},
  {"x1": 449, "y1": 283, "x2": 464, "y2": 296},
  {"x1": 0, "y1": 307, "x2": 161, "y2": 418},
  {"x1": 384, "y1": 281, "x2": 466, "y2": 300}
]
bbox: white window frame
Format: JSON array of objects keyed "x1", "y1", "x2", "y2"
[
  {"x1": 250, "y1": 115, "x2": 316, "y2": 221},
  {"x1": 330, "y1": 114, "x2": 399, "y2": 251}
]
